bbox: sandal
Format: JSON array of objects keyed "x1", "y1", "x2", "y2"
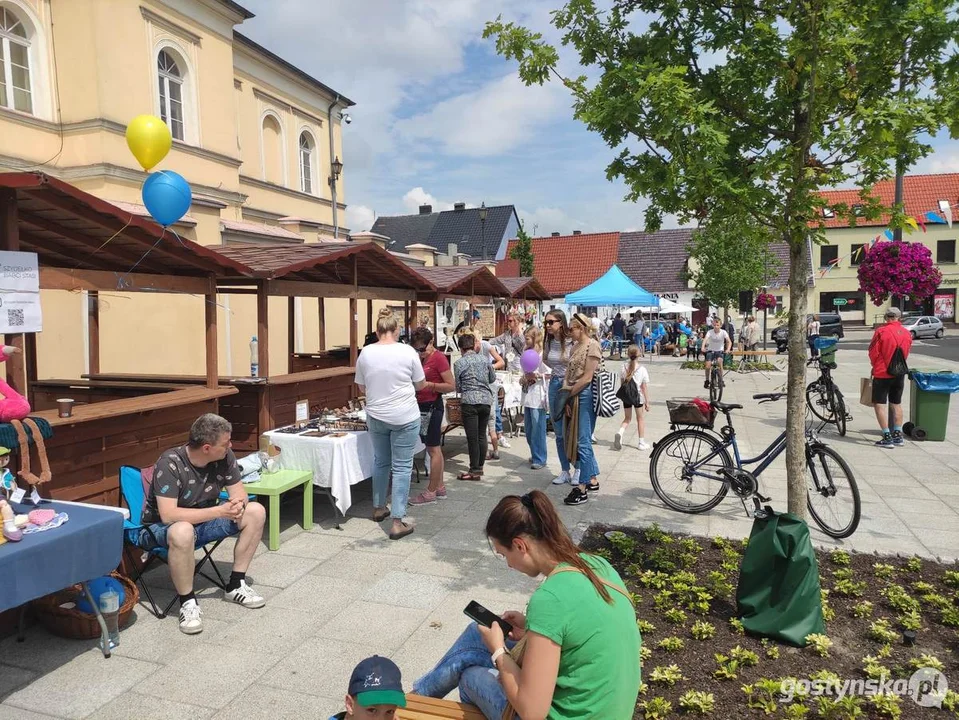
[
  {"x1": 457, "y1": 472, "x2": 482, "y2": 481},
  {"x1": 372, "y1": 509, "x2": 390, "y2": 522},
  {"x1": 389, "y1": 522, "x2": 415, "y2": 541}
]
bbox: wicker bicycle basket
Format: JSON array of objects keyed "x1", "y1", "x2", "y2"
[
  {"x1": 667, "y1": 398, "x2": 715, "y2": 428},
  {"x1": 32, "y1": 572, "x2": 139, "y2": 640},
  {"x1": 445, "y1": 396, "x2": 463, "y2": 424}
]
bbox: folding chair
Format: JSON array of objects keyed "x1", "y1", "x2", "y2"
[{"x1": 119, "y1": 464, "x2": 231, "y2": 618}]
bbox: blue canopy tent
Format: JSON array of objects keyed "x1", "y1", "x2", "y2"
[{"x1": 564, "y1": 265, "x2": 659, "y2": 307}]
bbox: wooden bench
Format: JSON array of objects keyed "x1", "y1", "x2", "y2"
[
  {"x1": 240, "y1": 469, "x2": 314, "y2": 550},
  {"x1": 398, "y1": 694, "x2": 485, "y2": 720}
]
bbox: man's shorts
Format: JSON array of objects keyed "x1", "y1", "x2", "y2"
[
  {"x1": 704, "y1": 350, "x2": 725, "y2": 362},
  {"x1": 872, "y1": 376, "x2": 905, "y2": 405},
  {"x1": 136, "y1": 517, "x2": 239, "y2": 551}
]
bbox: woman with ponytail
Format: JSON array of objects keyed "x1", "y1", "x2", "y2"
[
  {"x1": 614, "y1": 344, "x2": 651, "y2": 452},
  {"x1": 354, "y1": 308, "x2": 427, "y2": 540},
  {"x1": 412, "y1": 490, "x2": 641, "y2": 719}
]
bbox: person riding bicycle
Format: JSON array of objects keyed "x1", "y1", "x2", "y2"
[{"x1": 703, "y1": 316, "x2": 732, "y2": 389}]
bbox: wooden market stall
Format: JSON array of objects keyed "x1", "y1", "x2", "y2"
[
  {"x1": 411, "y1": 265, "x2": 512, "y2": 344},
  {"x1": 87, "y1": 242, "x2": 437, "y2": 452},
  {"x1": 498, "y1": 276, "x2": 552, "y2": 334},
  {"x1": 0, "y1": 172, "x2": 249, "y2": 505}
]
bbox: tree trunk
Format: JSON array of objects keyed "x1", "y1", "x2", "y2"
[{"x1": 785, "y1": 232, "x2": 810, "y2": 519}]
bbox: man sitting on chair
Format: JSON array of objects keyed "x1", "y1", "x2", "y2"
[{"x1": 138, "y1": 413, "x2": 266, "y2": 634}]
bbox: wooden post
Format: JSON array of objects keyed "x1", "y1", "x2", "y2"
[
  {"x1": 205, "y1": 279, "x2": 218, "y2": 389},
  {"x1": 349, "y1": 258, "x2": 358, "y2": 366},
  {"x1": 411, "y1": 300, "x2": 418, "y2": 334},
  {"x1": 88, "y1": 291, "x2": 100, "y2": 375},
  {"x1": 0, "y1": 189, "x2": 25, "y2": 396},
  {"x1": 288, "y1": 296, "x2": 296, "y2": 361},
  {"x1": 318, "y1": 298, "x2": 326, "y2": 351},
  {"x1": 404, "y1": 301, "x2": 410, "y2": 338},
  {"x1": 366, "y1": 299, "x2": 373, "y2": 341},
  {"x1": 256, "y1": 282, "x2": 269, "y2": 377}
]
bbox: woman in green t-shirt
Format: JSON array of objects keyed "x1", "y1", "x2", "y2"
[{"x1": 411, "y1": 490, "x2": 642, "y2": 719}]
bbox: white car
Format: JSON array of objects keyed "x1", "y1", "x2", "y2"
[{"x1": 901, "y1": 315, "x2": 945, "y2": 339}]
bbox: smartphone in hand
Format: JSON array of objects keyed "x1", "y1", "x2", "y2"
[{"x1": 464, "y1": 600, "x2": 512, "y2": 635}]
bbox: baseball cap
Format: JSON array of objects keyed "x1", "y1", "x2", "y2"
[
  {"x1": 348, "y1": 656, "x2": 406, "y2": 708},
  {"x1": 885, "y1": 307, "x2": 902, "y2": 319},
  {"x1": 0, "y1": 446, "x2": 9, "y2": 457}
]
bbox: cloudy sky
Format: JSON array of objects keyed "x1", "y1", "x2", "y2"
[{"x1": 239, "y1": 0, "x2": 959, "y2": 236}]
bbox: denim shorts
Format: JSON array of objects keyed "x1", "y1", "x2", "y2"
[
  {"x1": 704, "y1": 350, "x2": 725, "y2": 362},
  {"x1": 136, "y1": 517, "x2": 239, "y2": 551}
]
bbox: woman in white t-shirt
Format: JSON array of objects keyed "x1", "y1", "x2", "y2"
[
  {"x1": 807, "y1": 314, "x2": 822, "y2": 358},
  {"x1": 355, "y1": 308, "x2": 427, "y2": 540},
  {"x1": 521, "y1": 326, "x2": 551, "y2": 470},
  {"x1": 614, "y1": 345, "x2": 651, "y2": 451}
]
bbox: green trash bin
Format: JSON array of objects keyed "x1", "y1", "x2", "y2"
[{"x1": 908, "y1": 371, "x2": 957, "y2": 442}]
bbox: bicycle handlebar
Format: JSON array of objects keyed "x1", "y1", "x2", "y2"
[{"x1": 753, "y1": 392, "x2": 785, "y2": 403}]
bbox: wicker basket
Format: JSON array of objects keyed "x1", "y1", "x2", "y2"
[
  {"x1": 445, "y1": 396, "x2": 463, "y2": 424},
  {"x1": 32, "y1": 572, "x2": 139, "y2": 640},
  {"x1": 667, "y1": 398, "x2": 714, "y2": 428}
]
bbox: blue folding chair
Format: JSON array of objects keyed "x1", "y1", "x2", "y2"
[{"x1": 119, "y1": 465, "x2": 231, "y2": 618}]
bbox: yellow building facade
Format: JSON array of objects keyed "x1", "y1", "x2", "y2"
[{"x1": 0, "y1": 0, "x2": 363, "y2": 380}]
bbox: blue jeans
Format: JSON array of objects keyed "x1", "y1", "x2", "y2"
[
  {"x1": 548, "y1": 376, "x2": 570, "y2": 472},
  {"x1": 574, "y1": 385, "x2": 599, "y2": 484},
  {"x1": 495, "y1": 401, "x2": 503, "y2": 434},
  {"x1": 367, "y1": 415, "x2": 420, "y2": 520},
  {"x1": 136, "y1": 517, "x2": 239, "y2": 551},
  {"x1": 613, "y1": 334, "x2": 624, "y2": 354},
  {"x1": 413, "y1": 622, "x2": 516, "y2": 720},
  {"x1": 524, "y1": 407, "x2": 547, "y2": 466}
]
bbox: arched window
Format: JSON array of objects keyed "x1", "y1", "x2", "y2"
[
  {"x1": 261, "y1": 114, "x2": 283, "y2": 185},
  {"x1": 157, "y1": 49, "x2": 185, "y2": 141},
  {"x1": 299, "y1": 131, "x2": 315, "y2": 194},
  {"x1": 0, "y1": 6, "x2": 32, "y2": 113}
]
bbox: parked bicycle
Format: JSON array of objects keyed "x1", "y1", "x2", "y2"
[
  {"x1": 650, "y1": 394, "x2": 861, "y2": 538},
  {"x1": 806, "y1": 355, "x2": 850, "y2": 436}
]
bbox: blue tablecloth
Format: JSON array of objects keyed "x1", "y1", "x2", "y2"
[{"x1": 0, "y1": 501, "x2": 123, "y2": 612}]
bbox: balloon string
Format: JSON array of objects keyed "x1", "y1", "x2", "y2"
[
  {"x1": 115, "y1": 228, "x2": 166, "y2": 289},
  {"x1": 75, "y1": 214, "x2": 135, "y2": 269}
]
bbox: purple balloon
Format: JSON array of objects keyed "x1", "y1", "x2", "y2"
[{"x1": 521, "y1": 349, "x2": 541, "y2": 373}]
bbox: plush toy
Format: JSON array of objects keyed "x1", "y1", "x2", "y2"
[
  {"x1": 0, "y1": 346, "x2": 30, "y2": 423},
  {"x1": 0, "y1": 446, "x2": 13, "y2": 498}
]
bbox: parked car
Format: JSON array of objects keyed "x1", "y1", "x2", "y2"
[
  {"x1": 771, "y1": 312, "x2": 844, "y2": 352},
  {"x1": 901, "y1": 315, "x2": 945, "y2": 339}
]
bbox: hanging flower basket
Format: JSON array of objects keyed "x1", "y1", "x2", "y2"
[
  {"x1": 857, "y1": 242, "x2": 942, "y2": 306},
  {"x1": 754, "y1": 292, "x2": 777, "y2": 311}
]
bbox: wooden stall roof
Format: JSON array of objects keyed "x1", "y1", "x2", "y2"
[
  {"x1": 0, "y1": 172, "x2": 249, "y2": 278},
  {"x1": 209, "y1": 241, "x2": 436, "y2": 292},
  {"x1": 414, "y1": 265, "x2": 511, "y2": 301},
  {"x1": 499, "y1": 276, "x2": 552, "y2": 301}
]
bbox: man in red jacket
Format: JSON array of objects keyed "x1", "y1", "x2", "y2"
[{"x1": 868, "y1": 307, "x2": 913, "y2": 447}]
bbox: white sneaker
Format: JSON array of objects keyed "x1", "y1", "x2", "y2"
[
  {"x1": 499, "y1": 436, "x2": 512, "y2": 448},
  {"x1": 572, "y1": 468, "x2": 581, "y2": 484},
  {"x1": 223, "y1": 579, "x2": 265, "y2": 609},
  {"x1": 178, "y1": 599, "x2": 203, "y2": 635},
  {"x1": 638, "y1": 440, "x2": 650, "y2": 451},
  {"x1": 614, "y1": 429, "x2": 624, "y2": 450},
  {"x1": 591, "y1": 433, "x2": 597, "y2": 444},
  {"x1": 552, "y1": 470, "x2": 572, "y2": 485}
]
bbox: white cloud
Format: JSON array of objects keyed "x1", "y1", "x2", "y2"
[
  {"x1": 394, "y1": 75, "x2": 568, "y2": 157},
  {"x1": 517, "y1": 206, "x2": 585, "y2": 237},
  {"x1": 402, "y1": 187, "x2": 455, "y2": 213},
  {"x1": 345, "y1": 204, "x2": 375, "y2": 233}
]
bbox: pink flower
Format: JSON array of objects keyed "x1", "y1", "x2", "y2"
[{"x1": 857, "y1": 242, "x2": 942, "y2": 305}]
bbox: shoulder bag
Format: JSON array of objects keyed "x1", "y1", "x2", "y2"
[{"x1": 591, "y1": 357, "x2": 621, "y2": 418}]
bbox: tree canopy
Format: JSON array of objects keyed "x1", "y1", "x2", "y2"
[{"x1": 510, "y1": 223, "x2": 536, "y2": 276}]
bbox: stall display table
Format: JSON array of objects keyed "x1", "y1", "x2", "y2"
[
  {"x1": 241, "y1": 470, "x2": 314, "y2": 550},
  {"x1": 0, "y1": 500, "x2": 124, "y2": 657},
  {"x1": 263, "y1": 428, "x2": 424, "y2": 516}
]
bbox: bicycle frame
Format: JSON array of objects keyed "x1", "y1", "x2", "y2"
[{"x1": 683, "y1": 422, "x2": 787, "y2": 483}]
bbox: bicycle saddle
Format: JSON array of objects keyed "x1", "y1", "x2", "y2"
[{"x1": 712, "y1": 400, "x2": 743, "y2": 411}]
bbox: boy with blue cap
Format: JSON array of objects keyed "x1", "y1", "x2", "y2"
[{"x1": 331, "y1": 655, "x2": 407, "y2": 719}]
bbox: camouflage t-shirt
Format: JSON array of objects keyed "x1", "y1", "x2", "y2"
[{"x1": 141, "y1": 446, "x2": 241, "y2": 525}]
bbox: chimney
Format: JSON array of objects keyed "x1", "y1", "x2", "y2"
[
  {"x1": 405, "y1": 244, "x2": 437, "y2": 266},
  {"x1": 572, "y1": 230, "x2": 582, "y2": 235},
  {"x1": 419, "y1": 204, "x2": 432, "y2": 215},
  {"x1": 551, "y1": 231, "x2": 560, "y2": 237},
  {"x1": 453, "y1": 202, "x2": 466, "y2": 211},
  {"x1": 350, "y1": 231, "x2": 391, "y2": 250},
  {"x1": 447, "y1": 242, "x2": 458, "y2": 257}
]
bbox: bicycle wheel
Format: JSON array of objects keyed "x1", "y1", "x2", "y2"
[
  {"x1": 832, "y1": 388, "x2": 847, "y2": 437},
  {"x1": 709, "y1": 366, "x2": 724, "y2": 403},
  {"x1": 805, "y1": 380, "x2": 834, "y2": 423},
  {"x1": 650, "y1": 430, "x2": 732, "y2": 513},
  {"x1": 805, "y1": 444, "x2": 861, "y2": 538}
]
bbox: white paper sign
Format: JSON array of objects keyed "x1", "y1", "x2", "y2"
[
  {"x1": 0, "y1": 251, "x2": 41, "y2": 333},
  {"x1": 295, "y1": 399, "x2": 309, "y2": 424},
  {"x1": 29, "y1": 487, "x2": 41, "y2": 505},
  {"x1": 10, "y1": 486, "x2": 25, "y2": 503}
]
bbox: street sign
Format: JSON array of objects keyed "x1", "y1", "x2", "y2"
[{"x1": 833, "y1": 298, "x2": 848, "y2": 306}]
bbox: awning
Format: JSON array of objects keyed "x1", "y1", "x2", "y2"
[{"x1": 564, "y1": 265, "x2": 658, "y2": 307}]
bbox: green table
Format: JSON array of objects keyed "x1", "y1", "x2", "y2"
[{"x1": 241, "y1": 470, "x2": 314, "y2": 550}]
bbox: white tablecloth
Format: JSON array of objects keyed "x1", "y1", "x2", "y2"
[{"x1": 263, "y1": 429, "x2": 424, "y2": 514}]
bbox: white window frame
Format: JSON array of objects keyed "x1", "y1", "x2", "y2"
[
  {"x1": 298, "y1": 129, "x2": 316, "y2": 195},
  {"x1": 0, "y1": 1, "x2": 51, "y2": 119},
  {"x1": 259, "y1": 109, "x2": 287, "y2": 186},
  {"x1": 157, "y1": 49, "x2": 185, "y2": 141},
  {"x1": 153, "y1": 40, "x2": 198, "y2": 146}
]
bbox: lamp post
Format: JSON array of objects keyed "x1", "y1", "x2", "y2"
[
  {"x1": 479, "y1": 202, "x2": 488, "y2": 262},
  {"x1": 329, "y1": 155, "x2": 343, "y2": 239}
]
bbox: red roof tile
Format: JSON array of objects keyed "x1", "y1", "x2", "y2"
[
  {"x1": 501, "y1": 232, "x2": 621, "y2": 296},
  {"x1": 816, "y1": 173, "x2": 959, "y2": 229}
]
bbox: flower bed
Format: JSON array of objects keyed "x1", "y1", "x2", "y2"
[
  {"x1": 681, "y1": 360, "x2": 779, "y2": 372},
  {"x1": 581, "y1": 524, "x2": 959, "y2": 718}
]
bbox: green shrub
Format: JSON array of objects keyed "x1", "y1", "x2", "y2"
[
  {"x1": 881, "y1": 585, "x2": 920, "y2": 614},
  {"x1": 637, "y1": 619, "x2": 656, "y2": 635},
  {"x1": 816, "y1": 696, "x2": 864, "y2": 719},
  {"x1": 656, "y1": 636, "x2": 685, "y2": 652},
  {"x1": 873, "y1": 563, "x2": 896, "y2": 580},
  {"x1": 898, "y1": 609, "x2": 922, "y2": 631},
  {"x1": 851, "y1": 600, "x2": 874, "y2": 618},
  {"x1": 804, "y1": 633, "x2": 833, "y2": 657},
  {"x1": 730, "y1": 645, "x2": 759, "y2": 667},
  {"x1": 638, "y1": 697, "x2": 672, "y2": 719},
  {"x1": 908, "y1": 653, "x2": 945, "y2": 672},
  {"x1": 649, "y1": 664, "x2": 685, "y2": 687},
  {"x1": 869, "y1": 619, "x2": 899, "y2": 644},
  {"x1": 664, "y1": 607, "x2": 687, "y2": 624},
  {"x1": 862, "y1": 655, "x2": 889, "y2": 680},
  {"x1": 678, "y1": 690, "x2": 715, "y2": 715},
  {"x1": 691, "y1": 620, "x2": 716, "y2": 641},
  {"x1": 833, "y1": 578, "x2": 867, "y2": 597},
  {"x1": 606, "y1": 531, "x2": 637, "y2": 558},
  {"x1": 729, "y1": 617, "x2": 745, "y2": 635},
  {"x1": 829, "y1": 549, "x2": 851, "y2": 566},
  {"x1": 782, "y1": 703, "x2": 810, "y2": 719},
  {"x1": 943, "y1": 570, "x2": 959, "y2": 588},
  {"x1": 870, "y1": 692, "x2": 903, "y2": 718},
  {"x1": 905, "y1": 556, "x2": 923, "y2": 573}
]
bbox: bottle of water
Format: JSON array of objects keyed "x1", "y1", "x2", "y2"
[
  {"x1": 98, "y1": 588, "x2": 120, "y2": 650},
  {"x1": 250, "y1": 335, "x2": 259, "y2": 377}
]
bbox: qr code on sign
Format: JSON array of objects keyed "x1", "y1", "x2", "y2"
[{"x1": 6, "y1": 309, "x2": 24, "y2": 327}]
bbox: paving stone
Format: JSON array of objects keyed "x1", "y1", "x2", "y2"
[
  {"x1": 216, "y1": 605, "x2": 326, "y2": 654},
  {"x1": 0, "y1": 664, "x2": 36, "y2": 702},
  {"x1": 270, "y1": 573, "x2": 366, "y2": 615},
  {"x1": 110, "y1": 612, "x2": 233, "y2": 665},
  {"x1": 273, "y1": 532, "x2": 353, "y2": 561},
  {"x1": 92, "y1": 692, "x2": 215, "y2": 720},
  {"x1": 315, "y1": 601, "x2": 430, "y2": 651},
  {"x1": 259, "y1": 637, "x2": 379, "y2": 698},
  {"x1": 310, "y1": 548, "x2": 403, "y2": 585},
  {"x1": 362, "y1": 570, "x2": 453, "y2": 610},
  {"x1": 0, "y1": 705, "x2": 63, "y2": 720},
  {"x1": 400, "y1": 545, "x2": 486, "y2": 579},
  {"x1": 244, "y1": 551, "x2": 323, "y2": 589},
  {"x1": 210, "y1": 683, "x2": 341, "y2": 720}
]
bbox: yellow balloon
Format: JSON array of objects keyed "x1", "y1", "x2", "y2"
[{"x1": 125, "y1": 115, "x2": 172, "y2": 171}]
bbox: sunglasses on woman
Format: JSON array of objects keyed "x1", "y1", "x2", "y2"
[{"x1": 544, "y1": 319, "x2": 557, "y2": 326}]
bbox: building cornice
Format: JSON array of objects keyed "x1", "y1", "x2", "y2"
[
  {"x1": 251, "y1": 88, "x2": 324, "y2": 127},
  {"x1": 239, "y1": 174, "x2": 346, "y2": 210},
  {"x1": 140, "y1": 7, "x2": 202, "y2": 46}
]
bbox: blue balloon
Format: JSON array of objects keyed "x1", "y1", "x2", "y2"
[{"x1": 142, "y1": 170, "x2": 192, "y2": 227}]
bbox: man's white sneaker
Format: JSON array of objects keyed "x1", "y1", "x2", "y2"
[
  {"x1": 223, "y1": 579, "x2": 265, "y2": 609},
  {"x1": 614, "y1": 430, "x2": 624, "y2": 450},
  {"x1": 499, "y1": 436, "x2": 512, "y2": 448},
  {"x1": 552, "y1": 470, "x2": 572, "y2": 485},
  {"x1": 638, "y1": 440, "x2": 651, "y2": 451},
  {"x1": 178, "y1": 599, "x2": 203, "y2": 635},
  {"x1": 572, "y1": 468, "x2": 581, "y2": 484}
]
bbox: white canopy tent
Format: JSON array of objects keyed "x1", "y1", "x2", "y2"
[{"x1": 627, "y1": 297, "x2": 695, "y2": 315}]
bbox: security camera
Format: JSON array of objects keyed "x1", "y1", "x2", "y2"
[{"x1": 340, "y1": 112, "x2": 352, "y2": 125}]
